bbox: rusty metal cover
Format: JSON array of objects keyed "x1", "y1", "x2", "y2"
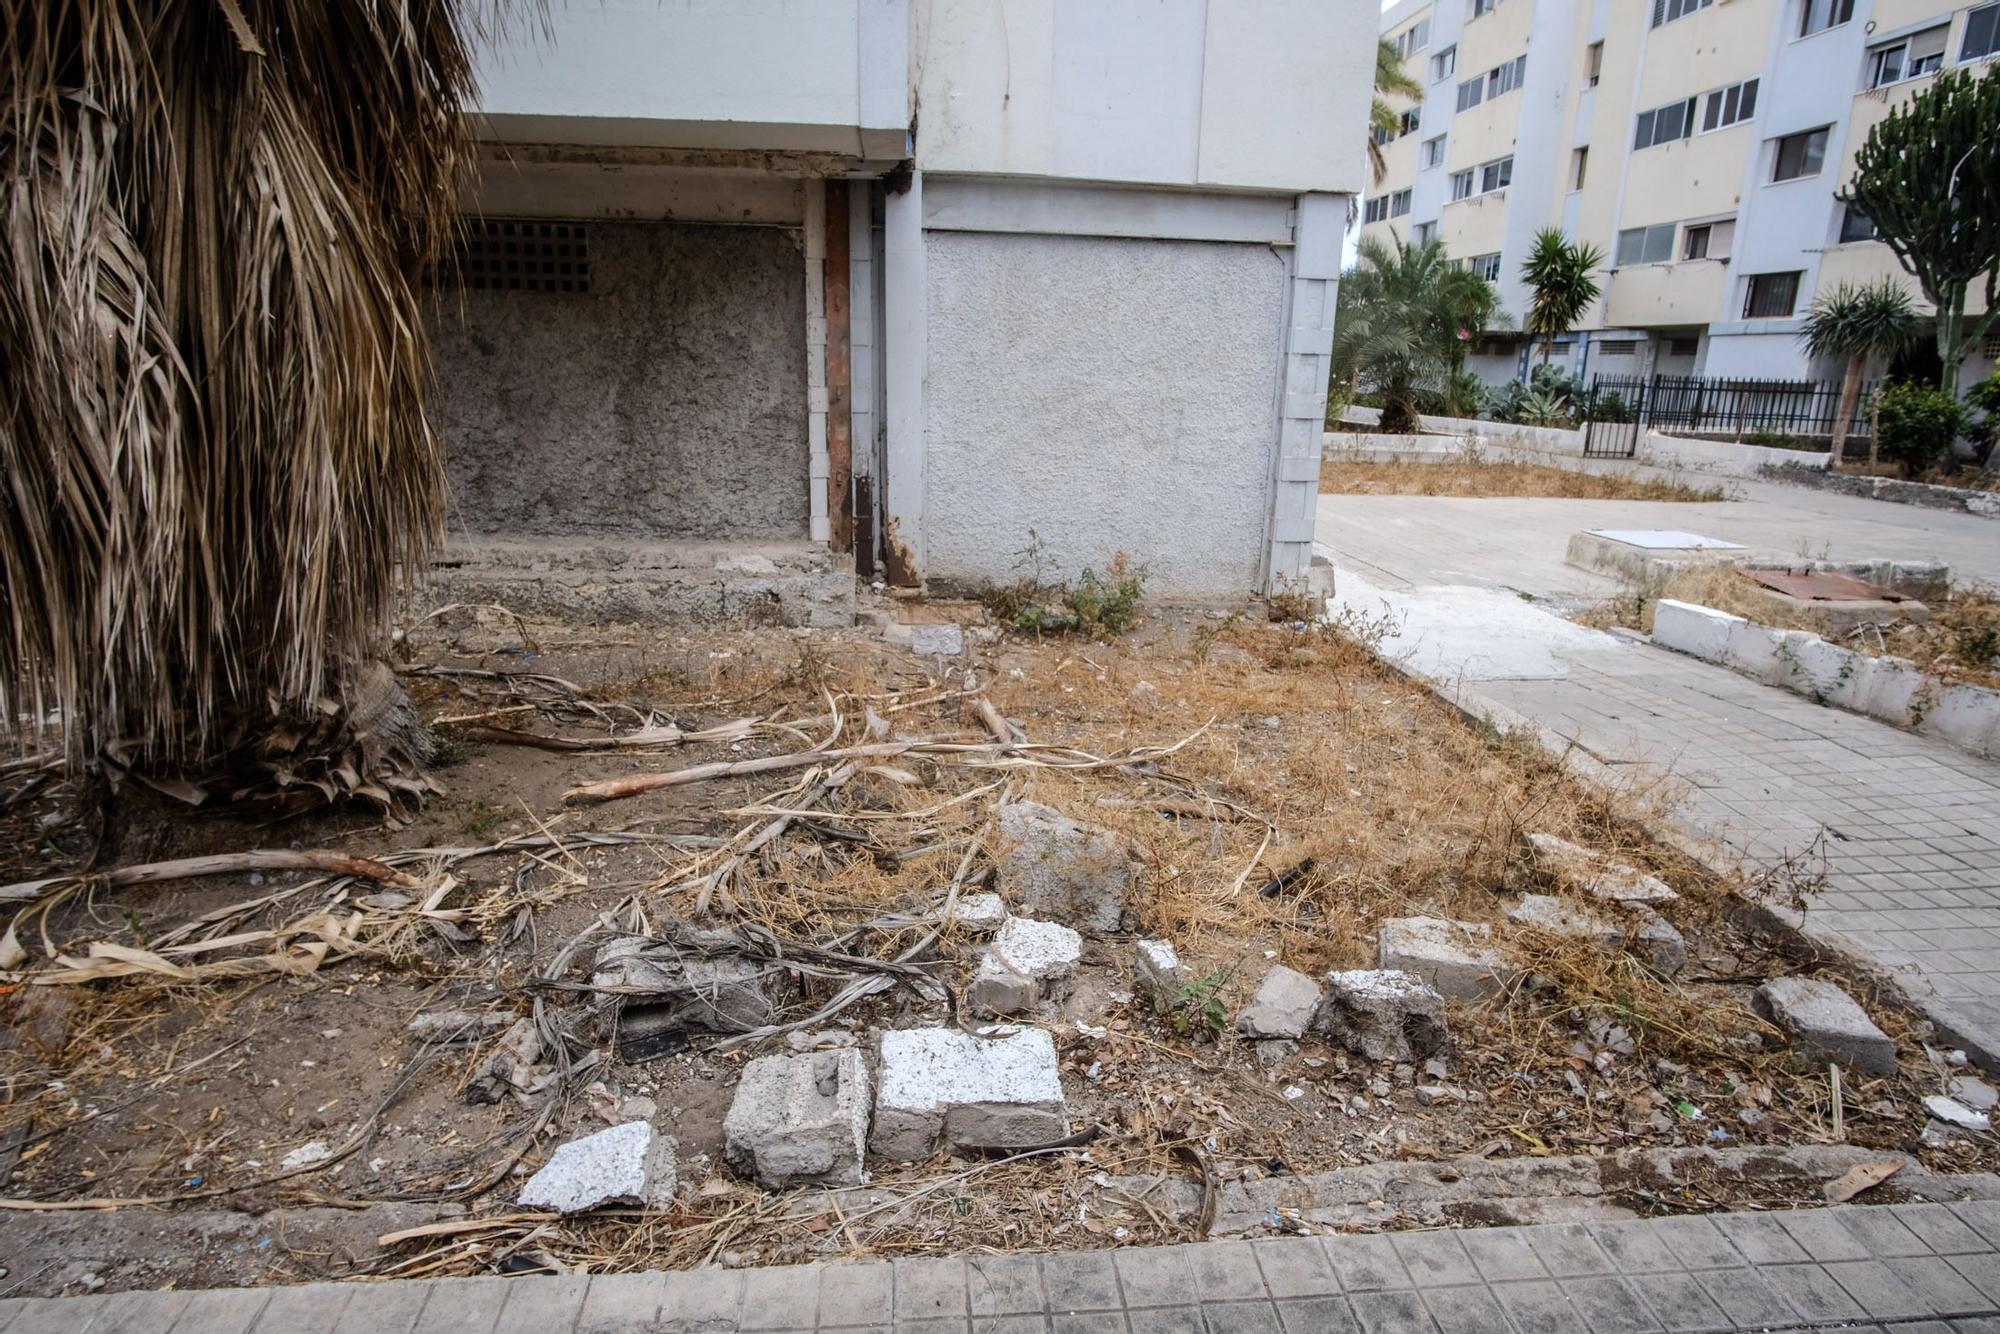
[{"x1": 1746, "y1": 568, "x2": 1906, "y2": 603}]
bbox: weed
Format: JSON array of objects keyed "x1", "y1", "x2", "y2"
[
  {"x1": 429, "y1": 725, "x2": 473, "y2": 768},
  {"x1": 1155, "y1": 969, "x2": 1233, "y2": 1040},
  {"x1": 1192, "y1": 612, "x2": 1245, "y2": 667},
  {"x1": 461, "y1": 801, "x2": 507, "y2": 841},
  {"x1": 985, "y1": 531, "x2": 1149, "y2": 640}
]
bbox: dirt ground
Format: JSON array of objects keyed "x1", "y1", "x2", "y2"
[
  {"x1": 0, "y1": 601, "x2": 1991, "y2": 1297},
  {"x1": 1319, "y1": 457, "x2": 1729, "y2": 502}
]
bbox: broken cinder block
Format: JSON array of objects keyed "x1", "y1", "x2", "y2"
[
  {"x1": 970, "y1": 916, "x2": 1083, "y2": 1016},
  {"x1": 1526, "y1": 833, "x2": 1678, "y2": 905},
  {"x1": 1134, "y1": 938, "x2": 1190, "y2": 997},
  {"x1": 1315, "y1": 969, "x2": 1450, "y2": 1063},
  {"x1": 1506, "y1": 894, "x2": 1686, "y2": 977},
  {"x1": 871, "y1": 1027, "x2": 1067, "y2": 1160},
  {"x1": 519, "y1": 1120, "x2": 676, "y2": 1214},
  {"x1": 592, "y1": 934, "x2": 777, "y2": 1035},
  {"x1": 723, "y1": 1048, "x2": 870, "y2": 1189},
  {"x1": 995, "y1": 801, "x2": 1137, "y2": 935},
  {"x1": 1753, "y1": 976, "x2": 1897, "y2": 1075},
  {"x1": 1376, "y1": 917, "x2": 1516, "y2": 1001},
  {"x1": 1237, "y1": 964, "x2": 1324, "y2": 1040}
]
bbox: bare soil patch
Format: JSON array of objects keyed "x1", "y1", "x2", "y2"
[
  {"x1": 0, "y1": 606, "x2": 1988, "y2": 1296},
  {"x1": 1320, "y1": 458, "x2": 1728, "y2": 502}
]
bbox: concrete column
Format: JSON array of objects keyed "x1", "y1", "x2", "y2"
[
  {"x1": 881, "y1": 168, "x2": 925, "y2": 586},
  {"x1": 1265, "y1": 191, "x2": 1342, "y2": 597},
  {"x1": 849, "y1": 185, "x2": 878, "y2": 486},
  {"x1": 804, "y1": 179, "x2": 831, "y2": 545}
]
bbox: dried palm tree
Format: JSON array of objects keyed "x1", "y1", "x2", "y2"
[{"x1": 1, "y1": 0, "x2": 499, "y2": 809}]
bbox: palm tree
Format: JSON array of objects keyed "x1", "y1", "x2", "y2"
[
  {"x1": 1520, "y1": 229, "x2": 1605, "y2": 367},
  {"x1": 1369, "y1": 39, "x2": 1423, "y2": 185},
  {"x1": 1333, "y1": 236, "x2": 1502, "y2": 433},
  {"x1": 1, "y1": 2, "x2": 492, "y2": 806},
  {"x1": 1798, "y1": 279, "x2": 1921, "y2": 468}
]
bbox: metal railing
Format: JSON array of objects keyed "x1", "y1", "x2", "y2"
[{"x1": 1589, "y1": 373, "x2": 1873, "y2": 448}]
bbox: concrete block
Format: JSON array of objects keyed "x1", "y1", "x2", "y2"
[
  {"x1": 1508, "y1": 894, "x2": 1624, "y2": 949},
  {"x1": 970, "y1": 916, "x2": 1083, "y2": 1015},
  {"x1": 1651, "y1": 600, "x2": 1740, "y2": 664},
  {"x1": 1237, "y1": 964, "x2": 1324, "y2": 1040},
  {"x1": 1134, "y1": 939, "x2": 1190, "y2": 997},
  {"x1": 995, "y1": 801, "x2": 1137, "y2": 935},
  {"x1": 871, "y1": 1027, "x2": 1067, "y2": 1160},
  {"x1": 1923, "y1": 680, "x2": 2000, "y2": 757},
  {"x1": 1753, "y1": 977, "x2": 1897, "y2": 1075},
  {"x1": 1315, "y1": 969, "x2": 1450, "y2": 1062},
  {"x1": 1525, "y1": 833, "x2": 1678, "y2": 904},
  {"x1": 942, "y1": 892, "x2": 1008, "y2": 933},
  {"x1": 519, "y1": 1121, "x2": 676, "y2": 1214},
  {"x1": 723, "y1": 1049, "x2": 869, "y2": 1188},
  {"x1": 1377, "y1": 917, "x2": 1515, "y2": 1001}
]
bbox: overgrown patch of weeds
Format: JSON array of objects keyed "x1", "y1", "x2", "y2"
[
  {"x1": 461, "y1": 800, "x2": 508, "y2": 841},
  {"x1": 1320, "y1": 457, "x2": 1728, "y2": 502},
  {"x1": 429, "y1": 724, "x2": 475, "y2": 768},
  {"x1": 984, "y1": 530, "x2": 1148, "y2": 639},
  {"x1": 1155, "y1": 969, "x2": 1232, "y2": 1040}
]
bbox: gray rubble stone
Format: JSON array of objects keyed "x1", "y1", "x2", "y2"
[
  {"x1": 1315, "y1": 969, "x2": 1450, "y2": 1062},
  {"x1": 1950, "y1": 1075, "x2": 1998, "y2": 1111},
  {"x1": 1753, "y1": 976, "x2": 1897, "y2": 1074},
  {"x1": 592, "y1": 935, "x2": 775, "y2": 1032},
  {"x1": 1134, "y1": 938, "x2": 1190, "y2": 997},
  {"x1": 871, "y1": 1026, "x2": 1067, "y2": 1160},
  {"x1": 995, "y1": 800, "x2": 1137, "y2": 934},
  {"x1": 1632, "y1": 908, "x2": 1687, "y2": 976},
  {"x1": 1237, "y1": 964, "x2": 1325, "y2": 1040},
  {"x1": 1506, "y1": 894, "x2": 1686, "y2": 977},
  {"x1": 970, "y1": 916, "x2": 1083, "y2": 1015},
  {"x1": 942, "y1": 892, "x2": 1008, "y2": 932},
  {"x1": 1526, "y1": 833, "x2": 1678, "y2": 904},
  {"x1": 519, "y1": 1121, "x2": 676, "y2": 1214},
  {"x1": 723, "y1": 1049, "x2": 870, "y2": 1188},
  {"x1": 1923, "y1": 1095, "x2": 1991, "y2": 1130},
  {"x1": 1377, "y1": 917, "x2": 1516, "y2": 1001}
]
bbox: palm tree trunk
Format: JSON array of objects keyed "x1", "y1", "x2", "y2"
[{"x1": 1833, "y1": 357, "x2": 1862, "y2": 468}]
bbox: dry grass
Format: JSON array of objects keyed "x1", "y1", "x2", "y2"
[
  {"x1": 1578, "y1": 564, "x2": 2000, "y2": 691},
  {"x1": 1320, "y1": 457, "x2": 1729, "y2": 502}
]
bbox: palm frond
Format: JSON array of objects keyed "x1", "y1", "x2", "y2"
[{"x1": 1, "y1": 0, "x2": 505, "y2": 773}]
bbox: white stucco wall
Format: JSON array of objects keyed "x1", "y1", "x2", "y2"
[
  {"x1": 921, "y1": 230, "x2": 1287, "y2": 598},
  {"x1": 913, "y1": 0, "x2": 1371, "y2": 194}
]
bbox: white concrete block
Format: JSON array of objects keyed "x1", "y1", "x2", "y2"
[
  {"x1": 1754, "y1": 977, "x2": 1896, "y2": 1075},
  {"x1": 723, "y1": 1049, "x2": 869, "y2": 1188},
  {"x1": 1377, "y1": 917, "x2": 1515, "y2": 1001},
  {"x1": 519, "y1": 1121, "x2": 676, "y2": 1214},
  {"x1": 971, "y1": 916, "x2": 1083, "y2": 1016},
  {"x1": 1237, "y1": 964, "x2": 1323, "y2": 1039},
  {"x1": 1315, "y1": 969, "x2": 1449, "y2": 1062},
  {"x1": 871, "y1": 1027, "x2": 1067, "y2": 1160},
  {"x1": 1133, "y1": 938, "x2": 1189, "y2": 996},
  {"x1": 943, "y1": 892, "x2": 1008, "y2": 932},
  {"x1": 1651, "y1": 600, "x2": 1740, "y2": 664}
]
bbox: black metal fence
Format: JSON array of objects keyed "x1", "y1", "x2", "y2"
[{"x1": 1589, "y1": 373, "x2": 1873, "y2": 455}]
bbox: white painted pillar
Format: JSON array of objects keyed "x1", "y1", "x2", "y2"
[
  {"x1": 881, "y1": 168, "x2": 925, "y2": 584},
  {"x1": 1265, "y1": 191, "x2": 1343, "y2": 595},
  {"x1": 804, "y1": 179, "x2": 832, "y2": 545},
  {"x1": 848, "y1": 184, "x2": 877, "y2": 488}
]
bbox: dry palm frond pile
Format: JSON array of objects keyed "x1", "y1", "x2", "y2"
[
  {"x1": 0, "y1": 611, "x2": 1986, "y2": 1293},
  {"x1": 0, "y1": 0, "x2": 503, "y2": 782}
]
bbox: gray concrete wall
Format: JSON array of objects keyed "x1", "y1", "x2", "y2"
[
  {"x1": 432, "y1": 222, "x2": 808, "y2": 541},
  {"x1": 921, "y1": 230, "x2": 1285, "y2": 598}
]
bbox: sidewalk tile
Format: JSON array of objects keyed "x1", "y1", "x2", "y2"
[
  {"x1": 1388, "y1": 1233, "x2": 1479, "y2": 1288},
  {"x1": 577, "y1": 1273, "x2": 665, "y2": 1334},
  {"x1": 1827, "y1": 1258, "x2": 1937, "y2": 1320},
  {"x1": 1777, "y1": 1208, "x2": 1873, "y2": 1263},
  {"x1": 1886, "y1": 1256, "x2": 1994, "y2": 1316},
  {"x1": 411, "y1": 1276, "x2": 511, "y2": 1334},
  {"x1": 1416, "y1": 1283, "x2": 1509, "y2": 1334},
  {"x1": 1322, "y1": 1235, "x2": 1410, "y2": 1293},
  {"x1": 1559, "y1": 1276, "x2": 1661, "y2": 1333},
  {"x1": 1519, "y1": 1224, "x2": 1616, "y2": 1278},
  {"x1": 1456, "y1": 1229, "x2": 1545, "y2": 1283},
  {"x1": 1111, "y1": 1248, "x2": 1198, "y2": 1308},
  {"x1": 1589, "y1": 1221, "x2": 1682, "y2": 1275},
  {"x1": 740, "y1": 1265, "x2": 819, "y2": 1330},
  {"x1": 1346, "y1": 1289, "x2": 1437, "y2": 1334},
  {"x1": 329, "y1": 1282, "x2": 428, "y2": 1334},
  {"x1": 253, "y1": 1283, "x2": 356, "y2": 1333},
  {"x1": 1646, "y1": 1216, "x2": 1743, "y2": 1270},
  {"x1": 1761, "y1": 1262, "x2": 1869, "y2": 1323},
  {"x1": 661, "y1": 1268, "x2": 744, "y2": 1333},
  {"x1": 1199, "y1": 1301, "x2": 1279, "y2": 1332},
  {"x1": 1189, "y1": 1242, "x2": 1268, "y2": 1302},
  {"x1": 1688, "y1": 1266, "x2": 1794, "y2": 1329},
  {"x1": 1489, "y1": 1280, "x2": 1586, "y2": 1334},
  {"x1": 967, "y1": 1256, "x2": 1045, "y2": 1316},
  {"x1": 1251, "y1": 1237, "x2": 1338, "y2": 1299},
  {"x1": 167, "y1": 1288, "x2": 272, "y2": 1334},
  {"x1": 1049, "y1": 1315, "x2": 1125, "y2": 1334},
  {"x1": 1276, "y1": 1295, "x2": 1356, "y2": 1333},
  {"x1": 1125, "y1": 1307, "x2": 1202, "y2": 1334},
  {"x1": 1625, "y1": 1272, "x2": 1729, "y2": 1332},
  {"x1": 1039, "y1": 1253, "x2": 1119, "y2": 1314},
  {"x1": 88, "y1": 1290, "x2": 193, "y2": 1334},
  {"x1": 495, "y1": 1274, "x2": 589, "y2": 1333},
  {"x1": 821, "y1": 1261, "x2": 895, "y2": 1326},
  {"x1": 893, "y1": 1259, "x2": 968, "y2": 1323},
  {"x1": 1706, "y1": 1213, "x2": 1809, "y2": 1266}
]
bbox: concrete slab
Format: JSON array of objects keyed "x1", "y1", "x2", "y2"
[{"x1": 870, "y1": 1027, "x2": 1067, "y2": 1160}]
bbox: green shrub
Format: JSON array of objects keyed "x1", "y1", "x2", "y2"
[
  {"x1": 1589, "y1": 391, "x2": 1636, "y2": 424},
  {"x1": 1874, "y1": 380, "x2": 1966, "y2": 471},
  {"x1": 1965, "y1": 368, "x2": 2000, "y2": 468},
  {"x1": 985, "y1": 532, "x2": 1148, "y2": 639}
]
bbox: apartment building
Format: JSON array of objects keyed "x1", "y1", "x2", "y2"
[{"x1": 1363, "y1": 0, "x2": 1998, "y2": 388}]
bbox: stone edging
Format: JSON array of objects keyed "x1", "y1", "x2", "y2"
[{"x1": 1761, "y1": 463, "x2": 2000, "y2": 520}]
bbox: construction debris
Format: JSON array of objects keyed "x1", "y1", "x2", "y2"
[
  {"x1": 464, "y1": 1019, "x2": 546, "y2": 1104},
  {"x1": 870, "y1": 1027, "x2": 1067, "y2": 1160},
  {"x1": 1377, "y1": 917, "x2": 1515, "y2": 1001},
  {"x1": 994, "y1": 801, "x2": 1136, "y2": 935},
  {"x1": 1315, "y1": 969, "x2": 1450, "y2": 1062},
  {"x1": 970, "y1": 916, "x2": 1083, "y2": 1015},
  {"x1": 592, "y1": 934, "x2": 780, "y2": 1035},
  {"x1": 1236, "y1": 964, "x2": 1323, "y2": 1040},
  {"x1": 1526, "y1": 832, "x2": 1678, "y2": 904},
  {"x1": 724, "y1": 1050, "x2": 870, "y2": 1188},
  {"x1": 1753, "y1": 977, "x2": 1897, "y2": 1074},
  {"x1": 517, "y1": 1121, "x2": 677, "y2": 1214},
  {"x1": 1133, "y1": 938, "x2": 1189, "y2": 997}
]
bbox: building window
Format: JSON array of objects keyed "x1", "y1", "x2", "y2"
[
  {"x1": 1413, "y1": 221, "x2": 1437, "y2": 245},
  {"x1": 1839, "y1": 203, "x2": 1880, "y2": 242},
  {"x1": 1364, "y1": 196, "x2": 1388, "y2": 224},
  {"x1": 1488, "y1": 55, "x2": 1528, "y2": 99},
  {"x1": 1423, "y1": 134, "x2": 1448, "y2": 167},
  {"x1": 1481, "y1": 156, "x2": 1515, "y2": 192},
  {"x1": 1432, "y1": 45, "x2": 1457, "y2": 82},
  {"x1": 1615, "y1": 222, "x2": 1676, "y2": 265},
  {"x1": 1799, "y1": 0, "x2": 1854, "y2": 37},
  {"x1": 1396, "y1": 17, "x2": 1431, "y2": 58},
  {"x1": 1651, "y1": 0, "x2": 1713, "y2": 27},
  {"x1": 1390, "y1": 189, "x2": 1413, "y2": 217},
  {"x1": 1772, "y1": 127, "x2": 1829, "y2": 181},
  {"x1": 1683, "y1": 224, "x2": 1712, "y2": 259},
  {"x1": 1668, "y1": 336, "x2": 1701, "y2": 357},
  {"x1": 1635, "y1": 97, "x2": 1698, "y2": 149},
  {"x1": 1472, "y1": 0, "x2": 1498, "y2": 18},
  {"x1": 1450, "y1": 168, "x2": 1475, "y2": 200},
  {"x1": 1456, "y1": 76, "x2": 1485, "y2": 112},
  {"x1": 1702, "y1": 78, "x2": 1758, "y2": 131},
  {"x1": 1744, "y1": 271, "x2": 1802, "y2": 318},
  {"x1": 1871, "y1": 26, "x2": 1947, "y2": 85},
  {"x1": 1960, "y1": 3, "x2": 1999, "y2": 60},
  {"x1": 1571, "y1": 146, "x2": 1589, "y2": 190},
  {"x1": 1586, "y1": 41, "x2": 1604, "y2": 86},
  {"x1": 1470, "y1": 252, "x2": 1504, "y2": 281},
  {"x1": 1599, "y1": 339, "x2": 1640, "y2": 357},
  {"x1": 1400, "y1": 107, "x2": 1423, "y2": 136}
]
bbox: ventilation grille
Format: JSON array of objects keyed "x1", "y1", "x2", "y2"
[{"x1": 446, "y1": 219, "x2": 590, "y2": 293}]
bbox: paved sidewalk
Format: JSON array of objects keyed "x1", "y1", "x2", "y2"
[{"x1": 7, "y1": 1201, "x2": 2000, "y2": 1332}]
